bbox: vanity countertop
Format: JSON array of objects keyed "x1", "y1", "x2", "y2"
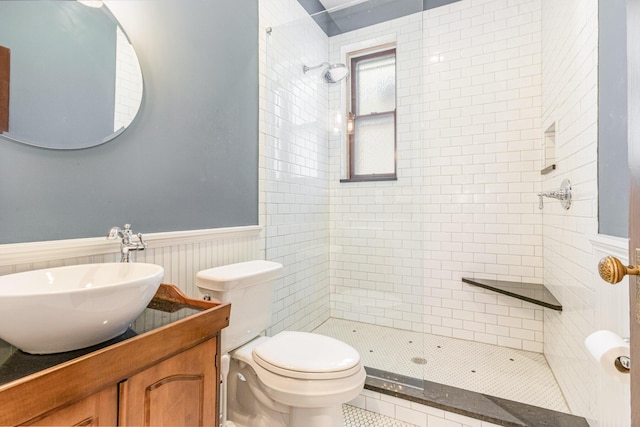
[
  {"x1": 0, "y1": 284, "x2": 230, "y2": 426},
  {"x1": 0, "y1": 284, "x2": 218, "y2": 386}
]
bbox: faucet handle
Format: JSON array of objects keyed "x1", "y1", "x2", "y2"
[
  {"x1": 136, "y1": 232, "x2": 148, "y2": 249},
  {"x1": 107, "y1": 226, "x2": 122, "y2": 240},
  {"x1": 107, "y1": 223, "x2": 145, "y2": 262},
  {"x1": 107, "y1": 224, "x2": 135, "y2": 241}
]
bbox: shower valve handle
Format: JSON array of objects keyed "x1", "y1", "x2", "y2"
[{"x1": 598, "y1": 255, "x2": 640, "y2": 284}]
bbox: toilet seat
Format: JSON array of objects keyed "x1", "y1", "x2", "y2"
[{"x1": 252, "y1": 331, "x2": 361, "y2": 380}]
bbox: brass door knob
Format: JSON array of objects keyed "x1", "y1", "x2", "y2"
[{"x1": 598, "y1": 255, "x2": 640, "y2": 284}]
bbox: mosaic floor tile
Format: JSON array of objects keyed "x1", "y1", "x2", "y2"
[
  {"x1": 343, "y1": 404, "x2": 418, "y2": 427},
  {"x1": 315, "y1": 318, "x2": 569, "y2": 413}
]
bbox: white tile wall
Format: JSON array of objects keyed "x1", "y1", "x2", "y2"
[
  {"x1": 420, "y1": 0, "x2": 544, "y2": 350},
  {"x1": 327, "y1": 0, "x2": 546, "y2": 351},
  {"x1": 259, "y1": 0, "x2": 333, "y2": 334},
  {"x1": 540, "y1": 1, "x2": 630, "y2": 424},
  {"x1": 328, "y1": 13, "x2": 426, "y2": 334},
  {"x1": 114, "y1": 26, "x2": 143, "y2": 131}
]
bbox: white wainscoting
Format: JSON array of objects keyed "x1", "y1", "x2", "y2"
[
  {"x1": 589, "y1": 234, "x2": 631, "y2": 427},
  {"x1": 0, "y1": 226, "x2": 264, "y2": 298}
]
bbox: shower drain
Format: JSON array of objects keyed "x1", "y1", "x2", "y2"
[{"x1": 411, "y1": 357, "x2": 428, "y2": 365}]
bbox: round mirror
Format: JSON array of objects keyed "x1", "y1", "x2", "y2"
[{"x1": 0, "y1": 1, "x2": 143, "y2": 150}]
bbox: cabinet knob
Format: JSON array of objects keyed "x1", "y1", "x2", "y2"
[{"x1": 598, "y1": 255, "x2": 640, "y2": 284}]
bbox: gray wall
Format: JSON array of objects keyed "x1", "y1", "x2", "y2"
[
  {"x1": 0, "y1": 0, "x2": 259, "y2": 244},
  {"x1": 599, "y1": 0, "x2": 629, "y2": 238}
]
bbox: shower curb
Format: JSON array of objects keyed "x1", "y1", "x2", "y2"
[{"x1": 364, "y1": 367, "x2": 589, "y2": 427}]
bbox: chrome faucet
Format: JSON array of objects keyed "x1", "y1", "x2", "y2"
[{"x1": 107, "y1": 224, "x2": 148, "y2": 262}]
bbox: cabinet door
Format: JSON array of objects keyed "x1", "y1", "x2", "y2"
[
  {"x1": 22, "y1": 386, "x2": 117, "y2": 426},
  {"x1": 118, "y1": 338, "x2": 217, "y2": 427}
]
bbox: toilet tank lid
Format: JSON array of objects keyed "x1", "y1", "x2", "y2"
[{"x1": 196, "y1": 260, "x2": 283, "y2": 291}]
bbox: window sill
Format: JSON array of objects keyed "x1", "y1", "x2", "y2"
[{"x1": 340, "y1": 176, "x2": 398, "y2": 183}]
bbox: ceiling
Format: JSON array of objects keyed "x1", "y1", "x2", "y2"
[
  {"x1": 318, "y1": 0, "x2": 368, "y2": 11},
  {"x1": 296, "y1": 0, "x2": 461, "y2": 36}
]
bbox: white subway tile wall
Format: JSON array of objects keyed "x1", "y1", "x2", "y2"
[
  {"x1": 540, "y1": 0, "x2": 630, "y2": 424},
  {"x1": 328, "y1": 0, "x2": 545, "y2": 350},
  {"x1": 328, "y1": 12, "x2": 427, "y2": 334},
  {"x1": 114, "y1": 26, "x2": 143, "y2": 131},
  {"x1": 260, "y1": 0, "x2": 333, "y2": 335}
]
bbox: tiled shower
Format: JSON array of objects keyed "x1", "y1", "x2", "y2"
[{"x1": 260, "y1": 0, "x2": 630, "y2": 425}]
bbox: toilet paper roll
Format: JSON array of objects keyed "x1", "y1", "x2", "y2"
[{"x1": 584, "y1": 330, "x2": 630, "y2": 384}]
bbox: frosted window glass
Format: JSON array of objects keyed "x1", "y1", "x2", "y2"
[
  {"x1": 353, "y1": 114, "x2": 395, "y2": 175},
  {"x1": 356, "y1": 54, "x2": 395, "y2": 114}
]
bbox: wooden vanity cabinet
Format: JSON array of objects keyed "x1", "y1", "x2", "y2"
[
  {"x1": 119, "y1": 338, "x2": 217, "y2": 426},
  {"x1": 0, "y1": 284, "x2": 230, "y2": 427},
  {"x1": 22, "y1": 386, "x2": 118, "y2": 426}
]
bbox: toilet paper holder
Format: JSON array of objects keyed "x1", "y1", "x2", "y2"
[
  {"x1": 585, "y1": 330, "x2": 631, "y2": 381},
  {"x1": 616, "y1": 355, "x2": 631, "y2": 372},
  {"x1": 617, "y1": 337, "x2": 631, "y2": 372}
]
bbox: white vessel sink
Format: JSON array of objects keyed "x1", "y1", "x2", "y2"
[{"x1": 0, "y1": 263, "x2": 164, "y2": 354}]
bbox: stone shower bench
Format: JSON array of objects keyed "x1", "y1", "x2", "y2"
[{"x1": 462, "y1": 277, "x2": 562, "y2": 311}]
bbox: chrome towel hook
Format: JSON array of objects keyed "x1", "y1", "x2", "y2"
[{"x1": 538, "y1": 179, "x2": 572, "y2": 210}]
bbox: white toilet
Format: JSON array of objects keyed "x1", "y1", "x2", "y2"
[{"x1": 196, "y1": 260, "x2": 366, "y2": 427}]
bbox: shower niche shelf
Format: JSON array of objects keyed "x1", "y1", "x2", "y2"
[{"x1": 462, "y1": 277, "x2": 562, "y2": 311}]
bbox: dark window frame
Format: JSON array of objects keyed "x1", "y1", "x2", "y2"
[{"x1": 343, "y1": 48, "x2": 397, "y2": 183}]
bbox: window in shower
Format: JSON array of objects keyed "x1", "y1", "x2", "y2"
[{"x1": 343, "y1": 47, "x2": 396, "y2": 182}]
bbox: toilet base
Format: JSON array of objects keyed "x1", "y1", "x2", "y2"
[
  {"x1": 227, "y1": 364, "x2": 288, "y2": 427},
  {"x1": 290, "y1": 406, "x2": 342, "y2": 427},
  {"x1": 227, "y1": 355, "x2": 349, "y2": 427},
  {"x1": 227, "y1": 405, "x2": 342, "y2": 427}
]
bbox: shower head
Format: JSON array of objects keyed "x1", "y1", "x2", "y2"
[
  {"x1": 323, "y1": 63, "x2": 350, "y2": 83},
  {"x1": 303, "y1": 62, "x2": 350, "y2": 84}
]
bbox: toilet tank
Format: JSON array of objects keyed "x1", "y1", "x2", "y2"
[{"x1": 196, "y1": 260, "x2": 283, "y2": 354}]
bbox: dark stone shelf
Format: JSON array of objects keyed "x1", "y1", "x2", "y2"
[
  {"x1": 540, "y1": 164, "x2": 556, "y2": 175},
  {"x1": 462, "y1": 277, "x2": 562, "y2": 311},
  {"x1": 365, "y1": 368, "x2": 588, "y2": 427}
]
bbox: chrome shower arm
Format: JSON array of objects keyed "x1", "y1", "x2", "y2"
[{"x1": 303, "y1": 62, "x2": 330, "y2": 73}]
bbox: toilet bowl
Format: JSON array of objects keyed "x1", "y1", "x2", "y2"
[
  {"x1": 196, "y1": 261, "x2": 365, "y2": 427},
  {"x1": 229, "y1": 333, "x2": 366, "y2": 427}
]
